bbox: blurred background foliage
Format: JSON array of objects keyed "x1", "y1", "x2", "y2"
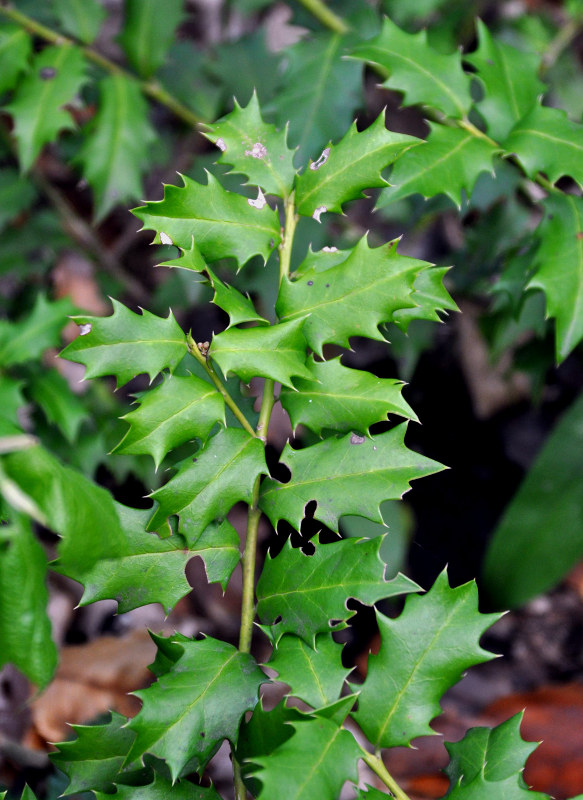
[{"x1": 2, "y1": 0, "x2": 583, "y2": 620}]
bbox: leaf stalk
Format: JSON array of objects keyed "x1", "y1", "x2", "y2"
[
  {"x1": 360, "y1": 748, "x2": 413, "y2": 800},
  {"x1": 279, "y1": 192, "x2": 298, "y2": 285},
  {"x1": 295, "y1": 0, "x2": 350, "y2": 34}
]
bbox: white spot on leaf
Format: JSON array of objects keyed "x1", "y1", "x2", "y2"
[
  {"x1": 313, "y1": 206, "x2": 326, "y2": 223},
  {"x1": 322, "y1": 246, "x2": 338, "y2": 252},
  {"x1": 310, "y1": 147, "x2": 330, "y2": 171},
  {"x1": 79, "y1": 323, "x2": 92, "y2": 336},
  {"x1": 350, "y1": 433, "x2": 365, "y2": 445},
  {"x1": 160, "y1": 232, "x2": 173, "y2": 246},
  {"x1": 245, "y1": 142, "x2": 267, "y2": 159},
  {"x1": 216, "y1": 137, "x2": 227, "y2": 152},
  {"x1": 248, "y1": 188, "x2": 267, "y2": 209}
]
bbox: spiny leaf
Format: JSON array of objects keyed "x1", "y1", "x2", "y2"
[
  {"x1": 119, "y1": 0, "x2": 185, "y2": 78},
  {"x1": 465, "y1": 20, "x2": 545, "y2": 141},
  {"x1": 257, "y1": 535, "x2": 418, "y2": 643},
  {"x1": 351, "y1": 570, "x2": 500, "y2": 748},
  {"x1": 280, "y1": 356, "x2": 417, "y2": 437},
  {"x1": 95, "y1": 774, "x2": 222, "y2": 800},
  {"x1": 0, "y1": 515, "x2": 57, "y2": 687},
  {"x1": 208, "y1": 267, "x2": 268, "y2": 328},
  {"x1": 113, "y1": 374, "x2": 225, "y2": 469},
  {"x1": 76, "y1": 74, "x2": 155, "y2": 220},
  {"x1": 183, "y1": 518, "x2": 241, "y2": 591},
  {"x1": 126, "y1": 636, "x2": 267, "y2": 780},
  {"x1": 0, "y1": 25, "x2": 31, "y2": 95},
  {"x1": 267, "y1": 633, "x2": 350, "y2": 708},
  {"x1": 148, "y1": 428, "x2": 266, "y2": 542},
  {"x1": 53, "y1": 0, "x2": 106, "y2": 43},
  {"x1": 210, "y1": 318, "x2": 313, "y2": 388},
  {"x1": 157, "y1": 238, "x2": 207, "y2": 273},
  {"x1": 203, "y1": 92, "x2": 296, "y2": 198},
  {"x1": 259, "y1": 424, "x2": 443, "y2": 533},
  {"x1": 377, "y1": 123, "x2": 499, "y2": 209},
  {"x1": 270, "y1": 32, "x2": 364, "y2": 166},
  {"x1": 28, "y1": 368, "x2": 89, "y2": 444},
  {"x1": 0, "y1": 294, "x2": 74, "y2": 368},
  {"x1": 248, "y1": 716, "x2": 360, "y2": 800},
  {"x1": 295, "y1": 112, "x2": 421, "y2": 217},
  {"x1": 356, "y1": 788, "x2": 388, "y2": 800},
  {"x1": 444, "y1": 713, "x2": 541, "y2": 794},
  {"x1": 350, "y1": 17, "x2": 472, "y2": 119},
  {"x1": 392, "y1": 265, "x2": 457, "y2": 331},
  {"x1": 133, "y1": 172, "x2": 281, "y2": 268},
  {"x1": 50, "y1": 711, "x2": 143, "y2": 795},
  {"x1": 5, "y1": 44, "x2": 87, "y2": 171},
  {"x1": 61, "y1": 299, "x2": 187, "y2": 388},
  {"x1": 528, "y1": 193, "x2": 583, "y2": 361},
  {"x1": 277, "y1": 236, "x2": 426, "y2": 356},
  {"x1": 505, "y1": 104, "x2": 583, "y2": 187}
]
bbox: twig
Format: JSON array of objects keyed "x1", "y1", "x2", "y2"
[{"x1": 294, "y1": 0, "x2": 350, "y2": 34}]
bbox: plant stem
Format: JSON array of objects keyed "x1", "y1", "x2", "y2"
[
  {"x1": 360, "y1": 749, "x2": 413, "y2": 800},
  {"x1": 295, "y1": 0, "x2": 350, "y2": 34},
  {"x1": 186, "y1": 333, "x2": 256, "y2": 437},
  {"x1": 279, "y1": 192, "x2": 298, "y2": 285},
  {"x1": 0, "y1": 3, "x2": 202, "y2": 127},
  {"x1": 541, "y1": 14, "x2": 583, "y2": 73}
]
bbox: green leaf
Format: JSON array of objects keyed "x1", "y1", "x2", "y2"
[
  {"x1": 0, "y1": 25, "x2": 31, "y2": 95},
  {"x1": 277, "y1": 236, "x2": 427, "y2": 356},
  {"x1": 257, "y1": 535, "x2": 418, "y2": 643},
  {"x1": 295, "y1": 112, "x2": 421, "y2": 217},
  {"x1": 203, "y1": 93, "x2": 296, "y2": 198},
  {"x1": 60, "y1": 299, "x2": 187, "y2": 388},
  {"x1": 0, "y1": 515, "x2": 57, "y2": 687},
  {"x1": 377, "y1": 124, "x2": 498, "y2": 209},
  {"x1": 5, "y1": 44, "x2": 87, "y2": 171},
  {"x1": 0, "y1": 376, "x2": 24, "y2": 436},
  {"x1": 259, "y1": 425, "x2": 443, "y2": 532},
  {"x1": 267, "y1": 632, "x2": 350, "y2": 707},
  {"x1": 350, "y1": 17, "x2": 472, "y2": 119},
  {"x1": 210, "y1": 319, "x2": 313, "y2": 388},
  {"x1": 126, "y1": 635, "x2": 267, "y2": 780},
  {"x1": 133, "y1": 172, "x2": 281, "y2": 268},
  {"x1": 0, "y1": 445, "x2": 125, "y2": 579},
  {"x1": 28, "y1": 368, "x2": 88, "y2": 443},
  {"x1": 0, "y1": 294, "x2": 74, "y2": 368},
  {"x1": 482, "y1": 390, "x2": 583, "y2": 608},
  {"x1": 53, "y1": 0, "x2": 106, "y2": 43},
  {"x1": 356, "y1": 788, "x2": 388, "y2": 800},
  {"x1": 113, "y1": 374, "x2": 225, "y2": 469},
  {"x1": 465, "y1": 20, "x2": 545, "y2": 141},
  {"x1": 0, "y1": 167, "x2": 37, "y2": 229},
  {"x1": 248, "y1": 716, "x2": 360, "y2": 800},
  {"x1": 78, "y1": 505, "x2": 199, "y2": 614},
  {"x1": 184, "y1": 518, "x2": 241, "y2": 591},
  {"x1": 76, "y1": 74, "x2": 156, "y2": 220},
  {"x1": 392, "y1": 265, "x2": 458, "y2": 331},
  {"x1": 351, "y1": 570, "x2": 500, "y2": 748},
  {"x1": 148, "y1": 428, "x2": 266, "y2": 542},
  {"x1": 208, "y1": 267, "x2": 268, "y2": 328},
  {"x1": 444, "y1": 713, "x2": 541, "y2": 795},
  {"x1": 270, "y1": 32, "x2": 364, "y2": 166},
  {"x1": 50, "y1": 711, "x2": 140, "y2": 795},
  {"x1": 528, "y1": 193, "x2": 583, "y2": 361},
  {"x1": 280, "y1": 356, "x2": 417, "y2": 437},
  {"x1": 95, "y1": 774, "x2": 222, "y2": 800},
  {"x1": 157, "y1": 238, "x2": 208, "y2": 273},
  {"x1": 119, "y1": 0, "x2": 185, "y2": 78},
  {"x1": 505, "y1": 104, "x2": 583, "y2": 187}
]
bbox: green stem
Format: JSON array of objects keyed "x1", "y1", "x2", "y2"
[
  {"x1": 186, "y1": 333, "x2": 256, "y2": 437},
  {"x1": 279, "y1": 192, "x2": 298, "y2": 285},
  {"x1": 541, "y1": 14, "x2": 583, "y2": 73},
  {"x1": 294, "y1": 0, "x2": 350, "y2": 34},
  {"x1": 360, "y1": 749, "x2": 412, "y2": 800},
  {"x1": 0, "y1": 3, "x2": 202, "y2": 127}
]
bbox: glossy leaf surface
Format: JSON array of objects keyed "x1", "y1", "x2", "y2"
[
  {"x1": 126, "y1": 636, "x2": 267, "y2": 780},
  {"x1": 295, "y1": 112, "x2": 421, "y2": 216},
  {"x1": 133, "y1": 172, "x2": 281, "y2": 268},
  {"x1": 259, "y1": 425, "x2": 443, "y2": 532},
  {"x1": 119, "y1": 0, "x2": 185, "y2": 77},
  {"x1": 352, "y1": 571, "x2": 500, "y2": 748},
  {"x1": 148, "y1": 428, "x2": 266, "y2": 541},
  {"x1": 61, "y1": 300, "x2": 186, "y2": 388},
  {"x1": 210, "y1": 318, "x2": 313, "y2": 387},
  {"x1": 113, "y1": 374, "x2": 225, "y2": 469},
  {"x1": 0, "y1": 25, "x2": 31, "y2": 94},
  {"x1": 257, "y1": 535, "x2": 419, "y2": 642},
  {"x1": 350, "y1": 17, "x2": 472, "y2": 118},
  {"x1": 0, "y1": 294, "x2": 73, "y2": 368},
  {"x1": 53, "y1": 0, "x2": 106, "y2": 43},
  {"x1": 209, "y1": 267, "x2": 268, "y2": 328},
  {"x1": 280, "y1": 356, "x2": 417, "y2": 436},
  {"x1": 95, "y1": 775, "x2": 222, "y2": 800},
  {"x1": 6, "y1": 44, "x2": 87, "y2": 170}
]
